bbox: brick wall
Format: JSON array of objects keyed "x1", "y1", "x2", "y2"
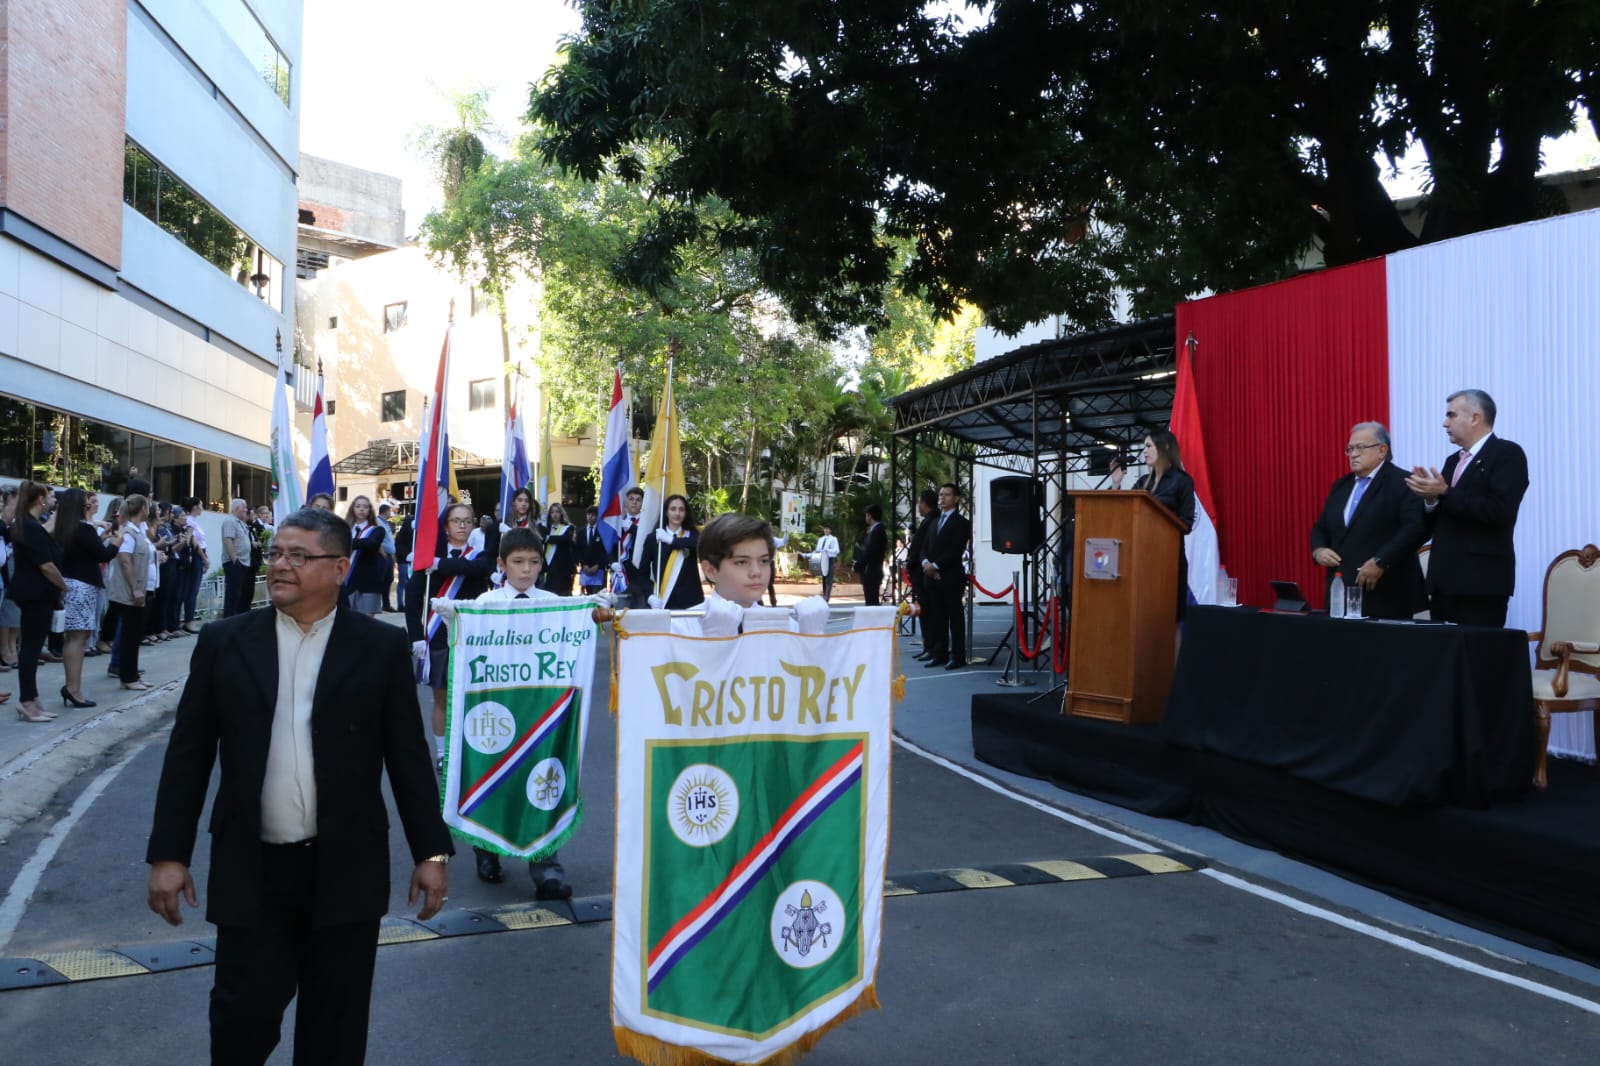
[{"x1": 0, "y1": 0, "x2": 126, "y2": 268}]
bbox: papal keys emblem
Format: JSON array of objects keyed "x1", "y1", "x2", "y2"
[{"x1": 770, "y1": 881, "x2": 844, "y2": 969}]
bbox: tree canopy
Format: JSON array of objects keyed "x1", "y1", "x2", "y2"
[{"x1": 532, "y1": 1, "x2": 1599, "y2": 335}]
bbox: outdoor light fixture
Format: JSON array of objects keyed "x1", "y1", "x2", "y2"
[{"x1": 250, "y1": 248, "x2": 270, "y2": 299}]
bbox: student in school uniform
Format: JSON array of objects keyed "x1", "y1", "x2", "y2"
[
  {"x1": 467, "y1": 527, "x2": 574, "y2": 899},
  {"x1": 676, "y1": 514, "x2": 828, "y2": 637},
  {"x1": 644, "y1": 494, "x2": 704, "y2": 611},
  {"x1": 575, "y1": 506, "x2": 608, "y2": 596},
  {"x1": 344, "y1": 496, "x2": 388, "y2": 617},
  {"x1": 539, "y1": 502, "x2": 578, "y2": 596},
  {"x1": 406, "y1": 502, "x2": 494, "y2": 767}
]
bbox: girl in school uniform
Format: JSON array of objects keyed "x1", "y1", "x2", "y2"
[{"x1": 644, "y1": 494, "x2": 704, "y2": 611}]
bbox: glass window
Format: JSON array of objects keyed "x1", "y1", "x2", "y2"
[
  {"x1": 468, "y1": 378, "x2": 496, "y2": 411},
  {"x1": 123, "y1": 140, "x2": 285, "y2": 310},
  {"x1": 211, "y1": 0, "x2": 291, "y2": 106},
  {"x1": 384, "y1": 302, "x2": 408, "y2": 333},
  {"x1": 381, "y1": 390, "x2": 406, "y2": 423},
  {"x1": 0, "y1": 391, "x2": 266, "y2": 504}
]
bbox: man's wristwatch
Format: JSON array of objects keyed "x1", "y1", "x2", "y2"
[{"x1": 423, "y1": 853, "x2": 450, "y2": 865}]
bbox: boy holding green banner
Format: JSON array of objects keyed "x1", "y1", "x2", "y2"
[{"x1": 459, "y1": 526, "x2": 576, "y2": 899}]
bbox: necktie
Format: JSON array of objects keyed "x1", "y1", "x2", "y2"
[
  {"x1": 450, "y1": 549, "x2": 462, "y2": 558},
  {"x1": 515, "y1": 592, "x2": 528, "y2": 599},
  {"x1": 937, "y1": 512, "x2": 948, "y2": 534},
  {"x1": 1344, "y1": 477, "x2": 1370, "y2": 525},
  {"x1": 1449, "y1": 448, "x2": 1473, "y2": 486}
]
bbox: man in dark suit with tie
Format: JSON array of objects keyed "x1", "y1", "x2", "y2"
[
  {"x1": 1405, "y1": 389, "x2": 1530, "y2": 627},
  {"x1": 921, "y1": 483, "x2": 973, "y2": 670},
  {"x1": 146, "y1": 507, "x2": 452, "y2": 1065},
  {"x1": 908, "y1": 490, "x2": 939, "y2": 658},
  {"x1": 1309, "y1": 421, "x2": 1427, "y2": 619},
  {"x1": 856, "y1": 503, "x2": 889, "y2": 607}
]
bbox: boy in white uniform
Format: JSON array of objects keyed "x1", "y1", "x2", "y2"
[
  {"x1": 686, "y1": 514, "x2": 829, "y2": 637},
  {"x1": 470, "y1": 527, "x2": 573, "y2": 899}
]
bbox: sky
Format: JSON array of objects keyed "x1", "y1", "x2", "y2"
[
  {"x1": 298, "y1": 3, "x2": 1598, "y2": 234},
  {"x1": 298, "y1": 0, "x2": 581, "y2": 235}
]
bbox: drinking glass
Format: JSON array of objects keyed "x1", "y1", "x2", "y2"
[
  {"x1": 1219, "y1": 577, "x2": 1238, "y2": 607},
  {"x1": 1344, "y1": 583, "x2": 1364, "y2": 619}
]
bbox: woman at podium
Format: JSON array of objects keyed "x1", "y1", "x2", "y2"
[{"x1": 1109, "y1": 429, "x2": 1196, "y2": 620}]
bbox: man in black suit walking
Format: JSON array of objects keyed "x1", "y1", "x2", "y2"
[
  {"x1": 920, "y1": 483, "x2": 973, "y2": 670},
  {"x1": 1309, "y1": 421, "x2": 1427, "y2": 619},
  {"x1": 146, "y1": 507, "x2": 452, "y2": 1065},
  {"x1": 856, "y1": 503, "x2": 888, "y2": 607},
  {"x1": 1405, "y1": 389, "x2": 1529, "y2": 627}
]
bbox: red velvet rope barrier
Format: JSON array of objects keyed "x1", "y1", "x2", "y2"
[
  {"x1": 969, "y1": 573, "x2": 1016, "y2": 600},
  {"x1": 973, "y1": 574, "x2": 1070, "y2": 672}
]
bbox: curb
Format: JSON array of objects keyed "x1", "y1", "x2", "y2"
[{"x1": 0, "y1": 680, "x2": 183, "y2": 843}]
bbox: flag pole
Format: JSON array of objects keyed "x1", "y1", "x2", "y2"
[{"x1": 653, "y1": 343, "x2": 679, "y2": 604}]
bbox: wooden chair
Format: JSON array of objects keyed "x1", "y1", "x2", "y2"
[{"x1": 1528, "y1": 545, "x2": 1600, "y2": 789}]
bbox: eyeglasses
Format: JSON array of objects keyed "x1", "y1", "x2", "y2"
[
  {"x1": 448, "y1": 517, "x2": 475, "y2": 527},
  {"x1": 266, "y1": 548, "x2": 343, "y2": 568},
  {"x1": 1343, "y1": 444, "x2": 1384, "y2": 455}
]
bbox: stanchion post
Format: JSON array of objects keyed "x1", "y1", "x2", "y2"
[{"x1": 995, "y1": 569, "x2": 1035, "y2": 687}]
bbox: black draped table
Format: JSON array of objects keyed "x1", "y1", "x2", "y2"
[{"x1": 1163, "y1": 606, "x2": 1535, "y2": 807}]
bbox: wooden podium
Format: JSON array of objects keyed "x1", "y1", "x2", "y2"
[{"x1": 1065, "y1": 490, "x2": 1185, "y2": 724}]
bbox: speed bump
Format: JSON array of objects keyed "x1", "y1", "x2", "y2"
[{"x1": 0, "y1": 851, "x2": 1202, "y2": 992}]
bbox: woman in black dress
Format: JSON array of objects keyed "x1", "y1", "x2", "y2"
[
  {"x1": 10, "y1": 481, "x2": 67, "y2": 721},
  {"x1": 1111, "y1": 429, "x2": 1196, "y2": 621}
]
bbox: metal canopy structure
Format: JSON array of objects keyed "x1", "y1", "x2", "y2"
[
  {"x1": 886, "y1": 316, "x2": 1178, "y2": 669},
  {"x1": 330, "y1": 439, "x2": 494, "y2": 477}
]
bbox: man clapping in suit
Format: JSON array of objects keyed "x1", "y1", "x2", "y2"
[
  {"x1": 146, "y1": 507, "x2": 452, "y2": 1065},
  {"x1": 1404, "y1": 389, "x2": 1529, "y2": 627},
  {"x1": 1310, "y1": 421, "x2": 1426, "y2": 619}
]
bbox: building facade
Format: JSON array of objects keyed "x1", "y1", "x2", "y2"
[
  {"x1": 0, "y1": 0, "x2": 300, "y2": 505},
  {"x1": 293, "y1": 163, "x2": 601, "y2": 518}
]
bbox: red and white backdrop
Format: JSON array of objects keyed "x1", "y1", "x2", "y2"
[{"x1": 1175, "y1": 207, "x2": 1600, "y2": 762}]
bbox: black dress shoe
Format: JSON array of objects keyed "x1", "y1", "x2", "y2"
[
  {"x1": 535, "y1": 877, "x2": 573, "y2": 901},
  {"x1": 923, "y1": 657, "x2": 949, "y2": 668},
  {"x1": 475, "y1": 851, "x2": 504, "y2": 884},
  {"x1": 944, "y1": 660, "x2": 967, "y2": 671},
  {"x1": 61, "y1": 686, "x2": 97, "y2": 709}
]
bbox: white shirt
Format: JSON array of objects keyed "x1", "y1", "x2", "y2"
[
  {"x1": 121, "y1": 522, "x2": 159, "y2": 591},
  {"x1": 260, "y1": 606, "x2": 337, "y2": 843},
  {"x1": 815, "y1": 534, "x2": 839, "y2": 576},
  {"x1": 468, "y1": 528, "x2": 487, "y2": 552},
  {"x1": 477, "y1": 583, "x2": 559, "y2": 602},
  {"x1": 1426, "y1": 434, "x2": 1491, "y2": 512}
]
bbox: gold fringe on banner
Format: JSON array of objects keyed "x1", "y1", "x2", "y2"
[
  {"x1": 613, "y1": 986, "x2": 881, "y2": 1066},
  {"x1": 608, "y1": 610, "x2": 631, "y2": 716},
  {"x1": 890, "y1": 603, "x2": 910, "y2": 702}
]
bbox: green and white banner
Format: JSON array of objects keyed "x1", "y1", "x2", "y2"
[
  {"x1": 612, "y1": 606, "x2": 898, "y2": 1066},
  {"x1": 442, "y1": 600, "x2": 600, "y2": 858}
]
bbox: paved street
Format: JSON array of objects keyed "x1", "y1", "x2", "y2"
[{"x1": 1, "y1": 601, "x2": 1597, "y2": 1063}]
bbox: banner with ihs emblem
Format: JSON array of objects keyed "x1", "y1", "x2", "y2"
[
  {"x1": 441, "y1": 600, "x2": 600, "y2": 859},
  {"x1": 612, "y1": 606, "x2": 897, "y2": 1065}
]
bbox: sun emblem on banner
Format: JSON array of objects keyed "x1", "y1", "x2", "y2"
[
  {"x1": 771, "y1": 880, "x2": 844, "y2": 968},
  {"x1": 526, "y1": 757, "x2": 566, "y2": 811},
  {"x1": 668, "y1": 764, "x2": 739, "y2": 847}
]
